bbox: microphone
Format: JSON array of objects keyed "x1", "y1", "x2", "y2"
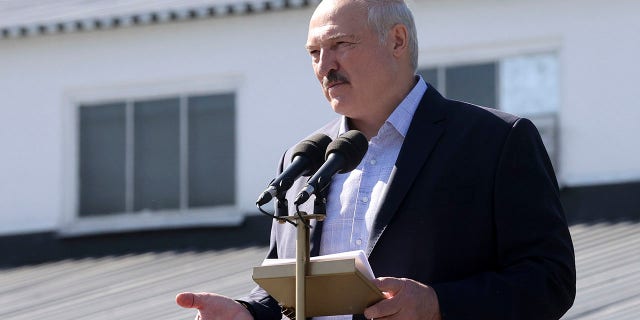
[
  {"x1": 256, "y1": 133, "x2": 332, "y2": 206},
  {"x1": 294, "y1": 130, "x2": 368, "y2": 206}
]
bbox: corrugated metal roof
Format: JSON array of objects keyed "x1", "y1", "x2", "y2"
[
  {"x1": 0, "y1": 222, "x2": 638, "y2": 319},
  {"x1": 0, "y1": 0, "x2": 321, "y2": 40},
  {"x1": 0, "y1": 246, "x2": 267, "y2": 320},
  {"x1": 562, "y1": 221, "x2": 640, "y2": 319}
]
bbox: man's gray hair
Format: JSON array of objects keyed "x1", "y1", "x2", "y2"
[{"x1": 365, "y1": 0, "x2": 419, "y2": 71}]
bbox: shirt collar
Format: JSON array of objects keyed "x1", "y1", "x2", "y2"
[{"x1": 339, "y1": 75, "x2": 428, "y2": 138}]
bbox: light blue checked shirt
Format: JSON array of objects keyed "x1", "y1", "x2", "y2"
[{"x1": 315, "y1": 76, "x2": 427, "y2": 320}]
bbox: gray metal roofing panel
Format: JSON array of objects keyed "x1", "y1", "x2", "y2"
[
  {"x1": 1, "y1": 222, "x2": 639, "y2": 319},
  {"x1": 0, "y1": 0, "x2": 320, "y2": 39},
  {"x1": 0, "y1": 247, "x2": 267, "y2": 320},
  {"x1": 562, "y1": 221, "x2": 640, "y2": 320}
]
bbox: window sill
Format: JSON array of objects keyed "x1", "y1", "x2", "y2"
[{"x1": 58, "y1": 206, "x2": 244, "y2": 238}]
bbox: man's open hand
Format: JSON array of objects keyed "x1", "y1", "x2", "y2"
[{"x1": 176, "y1": 292, "x2": 253, "y2": 320}]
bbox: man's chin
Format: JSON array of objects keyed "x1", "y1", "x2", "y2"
[{"x1": 329, "y1": 100, "x2": 354, "y2": 117}]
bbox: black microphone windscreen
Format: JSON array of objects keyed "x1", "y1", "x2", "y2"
[
  {"x1": 291, "y1": 133, "x2": 332, "y2": 175},
  {"x1": 326, "y1": 130, "x2": 368, "y2": 173}
]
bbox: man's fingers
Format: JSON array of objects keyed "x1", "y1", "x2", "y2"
[
  {"x1": 364, "y1": 297, "x2": 399, "y2": 319},
  {"x1": 365, "y1": 278, "x2": 405, "y2": 319},
  {"x1": 368, "y1": 278, "x2": 442, "y2": 320},
  {"x1": 373, "y1": 277, "x2": 406, "y2": 296},
  {"x1": 175, "y1": 292, "x2": 198, "y2": 309}
]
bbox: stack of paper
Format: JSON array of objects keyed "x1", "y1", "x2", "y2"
[{"x1": 253, "y1": 250, "x2": 384, "y2": 317}]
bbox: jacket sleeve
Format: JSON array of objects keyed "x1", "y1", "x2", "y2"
[{"x1": 431, "y1": 118, "x2": 576, "y2": 319}]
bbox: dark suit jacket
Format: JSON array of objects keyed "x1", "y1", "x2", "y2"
[{"x1": 243, "y1": 85, "x2": 576, "y2": 319}]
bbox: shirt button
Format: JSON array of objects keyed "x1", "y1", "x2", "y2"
[
  {"x1": 356, "y1": 239, "x2": 363, "y2": 246},
  {"x1": 361, "y1": 196, "x2": 369, "y2": 203},
  {"x1": 370, "y1": 159, "x2": 377, "y2": 165}
]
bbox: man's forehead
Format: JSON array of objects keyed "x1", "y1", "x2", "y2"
[
  {"x1": 306, "y1": 24, "x2": 360, "y2": 47},
  {"x1": 308, "y1": 1, "x2": 367, "y2": 33},
  {"x1": 306, "y1": 6, "x2": 369, "y2": 47}
]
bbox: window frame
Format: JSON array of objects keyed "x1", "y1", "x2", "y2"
[
  {"x1": 417, "y1": 44, "x2": 562, "y2": 174},
  {"x1": 60, "y1": 76, "x2": 244, "y2": 237}
]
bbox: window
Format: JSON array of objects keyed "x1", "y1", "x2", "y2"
[
  {"x1": 420, "y1": 62, "x2": 497, "y2": 108},
  {"x1": 78, "y1": 93, "x2": 235, "y2": 217},
  {"x1": 500, "y1": 53, "x2": 559, "y2": 169},
  {"x1": 419, "y1": 53, "x2": 559, "y2": 170}
]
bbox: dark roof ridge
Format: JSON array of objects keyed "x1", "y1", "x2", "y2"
[{"x1": 0, "y1": 0, "x2": 320, "y2": 40}]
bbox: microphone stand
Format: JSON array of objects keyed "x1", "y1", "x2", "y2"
[{"x1": 278, "y1": 188, "x2": 327, "y2": 320}]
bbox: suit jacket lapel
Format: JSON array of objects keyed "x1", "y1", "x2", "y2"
[{"x1": 367, "y1": 87, "x2": 448, "y2": 256}]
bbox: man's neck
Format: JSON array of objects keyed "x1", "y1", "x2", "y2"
[
  {"x1": 349, "y1": 74, "x2": 419, "y2": 140},
  {"x1": 347, "y1": 117, "x2": 379, "y2": 140}
]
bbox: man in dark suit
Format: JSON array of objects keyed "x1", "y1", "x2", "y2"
[{"x1": 176, "y1": 0, "x2": 576, "y2": 319}]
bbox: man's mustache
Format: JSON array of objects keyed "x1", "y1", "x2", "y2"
[{"x1": 323, "y1": 71, "x2": 349, "y2": 89}]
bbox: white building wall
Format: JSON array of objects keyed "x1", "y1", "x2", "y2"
[
  {"x1": 0, "y1": 8, "x2": 334, "y2": 235},
  {"x1": 411, "y1": 0, "x2": 640, "y2": 185},
  {"x1": 0, "y1": 0, "x2": 639, "y2": 235}
]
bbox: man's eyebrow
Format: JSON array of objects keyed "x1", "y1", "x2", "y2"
[
  {"x1": 305, "y1": 34, "x2": 359, "y2": 50},
  {"x1": 326, "y1": 34, "x2": 359, "y2": 41}
]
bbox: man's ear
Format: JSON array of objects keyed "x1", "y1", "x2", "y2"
[{"x1": 389, "y1": 23, "x2": 409, "y2": 58}]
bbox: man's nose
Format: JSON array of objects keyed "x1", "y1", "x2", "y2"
[{"x1": 316, "y1": 49, "x2": 338, "y2": 78}]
